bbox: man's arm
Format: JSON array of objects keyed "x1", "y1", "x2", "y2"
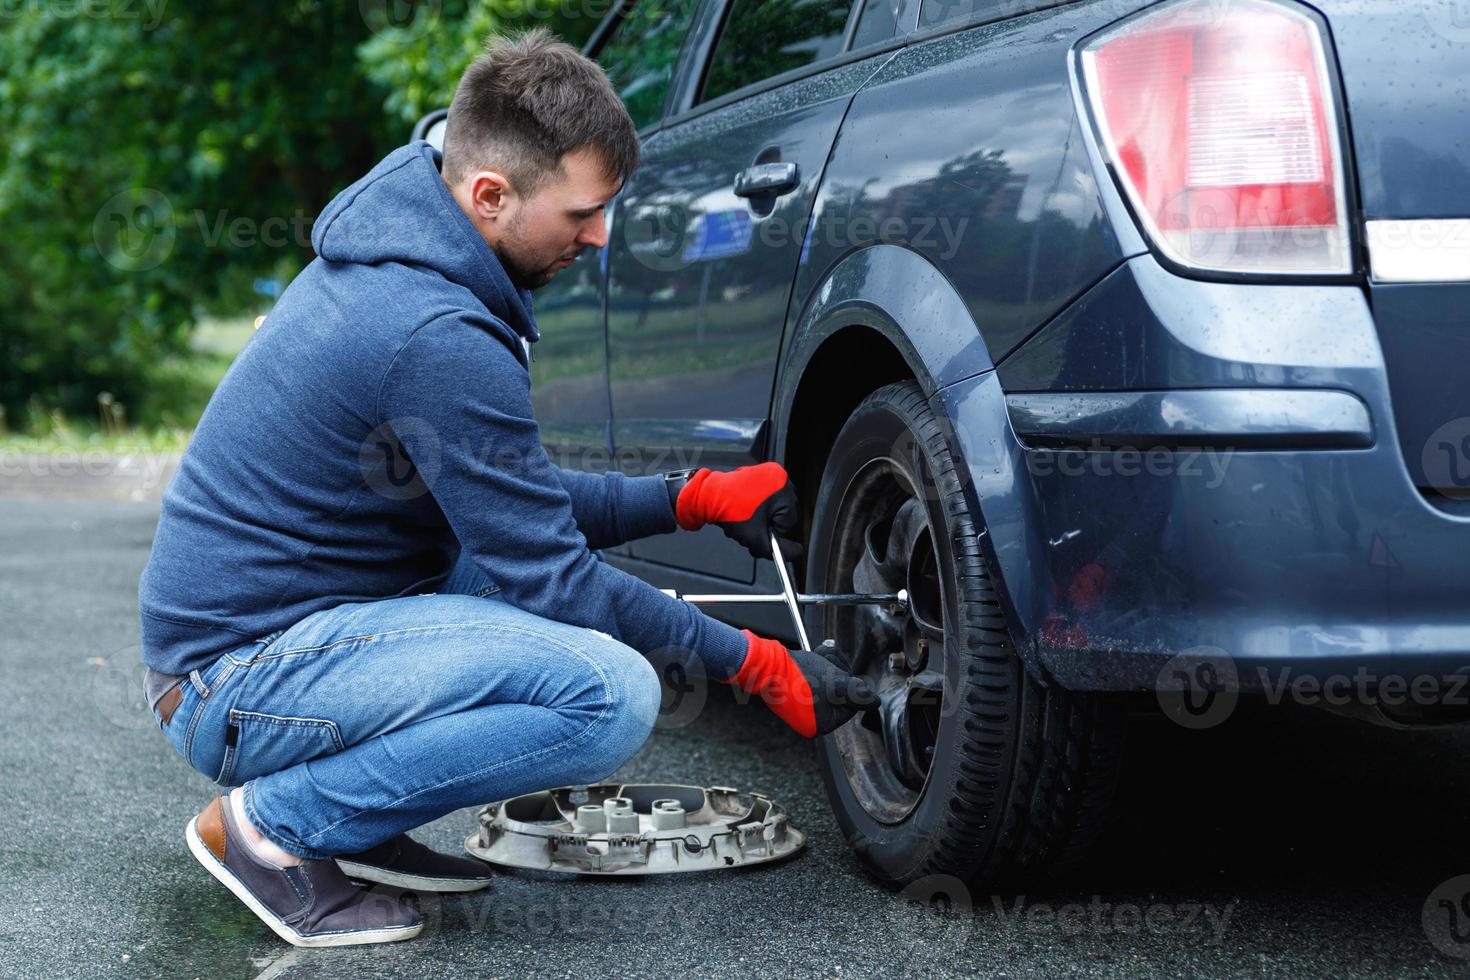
[
  {"x1": 377, "y1": 312, "x2": 748, "y2": 678},
  {"x1": 554, "y1": 462, "x2": 802, "y2": 559},
  {"x1": 550, "y1": 466, "x2": 676, "y2": 551}
]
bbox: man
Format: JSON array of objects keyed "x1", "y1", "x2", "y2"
[{"x1": 138, "y1": 30, "x2": 870, "y2": 948}]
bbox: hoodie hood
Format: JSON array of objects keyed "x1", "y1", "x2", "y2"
[{"x1": 311, "y1": 140, "x2": 540, "y2": 344}]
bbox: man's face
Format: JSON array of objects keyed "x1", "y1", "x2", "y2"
[{"x1": 460, "y1": 146, "x2": 621, "y2": 291}]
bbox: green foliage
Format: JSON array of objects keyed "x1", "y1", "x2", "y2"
[
  {"x1": 357, "y1": 0, "x2": 604, "y2": 126},
  {"x1": 358, "y1": 0, "x2": 500, "y2": 126},
  {"x1": 594, "y1": 0, "x2": 699, "y2": 131},
  {"x1": 701, "y1": 0, "x2": 852, "y2": 104},
  {"x1": 1, "y1": 1, "x2": 603, "y2": 436}
]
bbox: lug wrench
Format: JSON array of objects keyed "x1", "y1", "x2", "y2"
[{"x1": 658, "y1": 532, "x2": 909, "y2": 650}]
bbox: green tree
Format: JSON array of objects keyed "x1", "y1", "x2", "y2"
[
  {"x1": 0, "y1": 1, "x2": 396, "y2": 430},
  {"x1": 0, "y1": 0, "x2": 603, "y2": 435},
  {"x1": 357, "y1": 0, "x2": 604, "y2": 127}
]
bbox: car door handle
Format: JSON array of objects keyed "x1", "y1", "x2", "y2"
[{"x1": 733, "y1": 162, "x2": 799, "y2": 198}]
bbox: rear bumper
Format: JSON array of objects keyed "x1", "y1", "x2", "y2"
[{"x1": 939, "y1": 253, "x2": 1470, "y2": 692}]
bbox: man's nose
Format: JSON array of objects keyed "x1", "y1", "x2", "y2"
[{"x1": 579, "y1": 217, "x2": 609, "y2": 249}]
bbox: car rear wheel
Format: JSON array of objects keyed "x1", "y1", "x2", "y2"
[{"x1": 807, "y1": 380, "x2": 1124, "y2": 888}]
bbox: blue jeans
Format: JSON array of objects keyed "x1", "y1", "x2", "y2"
[{"x1": 157, "y1": 550, "x2": 661, "y2": 860}]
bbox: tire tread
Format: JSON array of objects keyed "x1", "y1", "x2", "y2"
[{"x1": 834, "y1": 381, "x2": 1123, "y2": 888}]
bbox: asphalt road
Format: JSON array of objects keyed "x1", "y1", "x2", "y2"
[{"x1": 3, "y1": 495, "x2": 1469, "y2": 978}]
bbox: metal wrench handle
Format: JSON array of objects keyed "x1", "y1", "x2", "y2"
[
  {"x1": 769, "y1": 532, "x2": 812, "y2": 651},
  {"x1": 655, "y1": 536, "x2": 911, "y2": 647},
  {"x1": 662, "y1": 591, "x2": 904, "y2": 606}
]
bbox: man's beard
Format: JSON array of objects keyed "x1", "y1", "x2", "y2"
[
  {"x1": 493, "y1": 214, "x2": 575, "y2": 291},
  {"x1": 492, "y1": 239, "x2": 560, "y2": 291}
]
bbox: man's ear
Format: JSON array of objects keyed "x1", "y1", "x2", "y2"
[{"x1": 466, "y1": 170, "x2": 514, "y2": 220}]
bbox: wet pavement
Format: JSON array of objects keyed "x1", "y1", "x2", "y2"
[{"x1": 3, "y1": 495, "x2": 1470, "y2": 978}]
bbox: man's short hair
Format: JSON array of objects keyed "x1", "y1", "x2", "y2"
[{"x1": 441, "y1": 28, "x2": 639, "y2": 198}]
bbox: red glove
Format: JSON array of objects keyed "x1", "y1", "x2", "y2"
[
  {"x1": 725, "y1": 629, "x2": 875, "y2": 738},
  {"x1": 673, "y1": 462, "x2": 801, "y2": 560}
]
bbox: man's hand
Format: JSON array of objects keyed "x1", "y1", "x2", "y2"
[
  {"x1": 725, "y1": 630, "x2": 876, "y2": 738},
  {"x1": 672, "y1": 462, "x2": 803, "y2": 561}
]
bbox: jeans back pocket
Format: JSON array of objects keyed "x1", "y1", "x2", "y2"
[{"x1": 217, "y1": 709, "x2": 345, "y2": 787}]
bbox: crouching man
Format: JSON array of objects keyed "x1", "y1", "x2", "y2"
[{"x1": 138, "y1": 29, "x2": 869, "y2": 948}]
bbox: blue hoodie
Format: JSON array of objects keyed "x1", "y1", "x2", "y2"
[{"x1": 138, "y1": 140, "x2": 750, "y2": 680}]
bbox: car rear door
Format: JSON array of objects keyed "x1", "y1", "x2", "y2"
[
  {"x1": 518, "y1": 0, "x2": 705, "y2": 475},
  {"x1": 605, "y1": 0, "x2": 915, "y2": 580}
]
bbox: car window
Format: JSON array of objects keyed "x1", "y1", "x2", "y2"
[
  {"x1": 851, "y1": 0, "x2": 907, "y2": 48},
  {"x1": 917, "y1": 0, "x2": 1002, "y2": 29},
  {"x1": 598, "y1": 0, "x2": 702, "y2": 130},
  {"x1": 699, "y1": 0, "x2": 855, "y2": 105},
  {"x1": 918, "y1": 1, "x2": 1072, "y2": 29}
]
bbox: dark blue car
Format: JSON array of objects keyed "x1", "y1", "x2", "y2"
[{"x1": 417, "y1": 0, "x2": 1470, "y2": 887}]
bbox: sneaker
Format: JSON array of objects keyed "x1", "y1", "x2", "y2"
[
  {"x1": 337, "y1": 834, "x2": 494, "y2": 892},
  {"x1": 185, "y1": 795, "x2": 423, "y2": 948}
]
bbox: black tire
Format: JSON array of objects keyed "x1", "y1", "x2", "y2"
[{"x1": 807, "y1": 380, "x2": 1123, "y2": 889}]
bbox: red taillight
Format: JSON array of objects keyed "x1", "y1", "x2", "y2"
[{"x1": 1080, "y1": 0, "x2": 1351, "y2": 276}]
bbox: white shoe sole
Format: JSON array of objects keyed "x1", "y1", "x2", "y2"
[
  {"x1": 185, "y1": 816, "x2": 424, "y2": 948},
  {"x1": 336, "y1": 859, "x2": 492, "y2": 893}
]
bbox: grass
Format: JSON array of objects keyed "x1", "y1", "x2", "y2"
[
  {"x1": 0, "y1": 315, "x2": 258, "y2": 455},
  {"x1": 3, "y1": 298, "x2": 788, "y2": 456},
  {"x1": 0, "y1": 430, "x2": 193, "y2": 454}
]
